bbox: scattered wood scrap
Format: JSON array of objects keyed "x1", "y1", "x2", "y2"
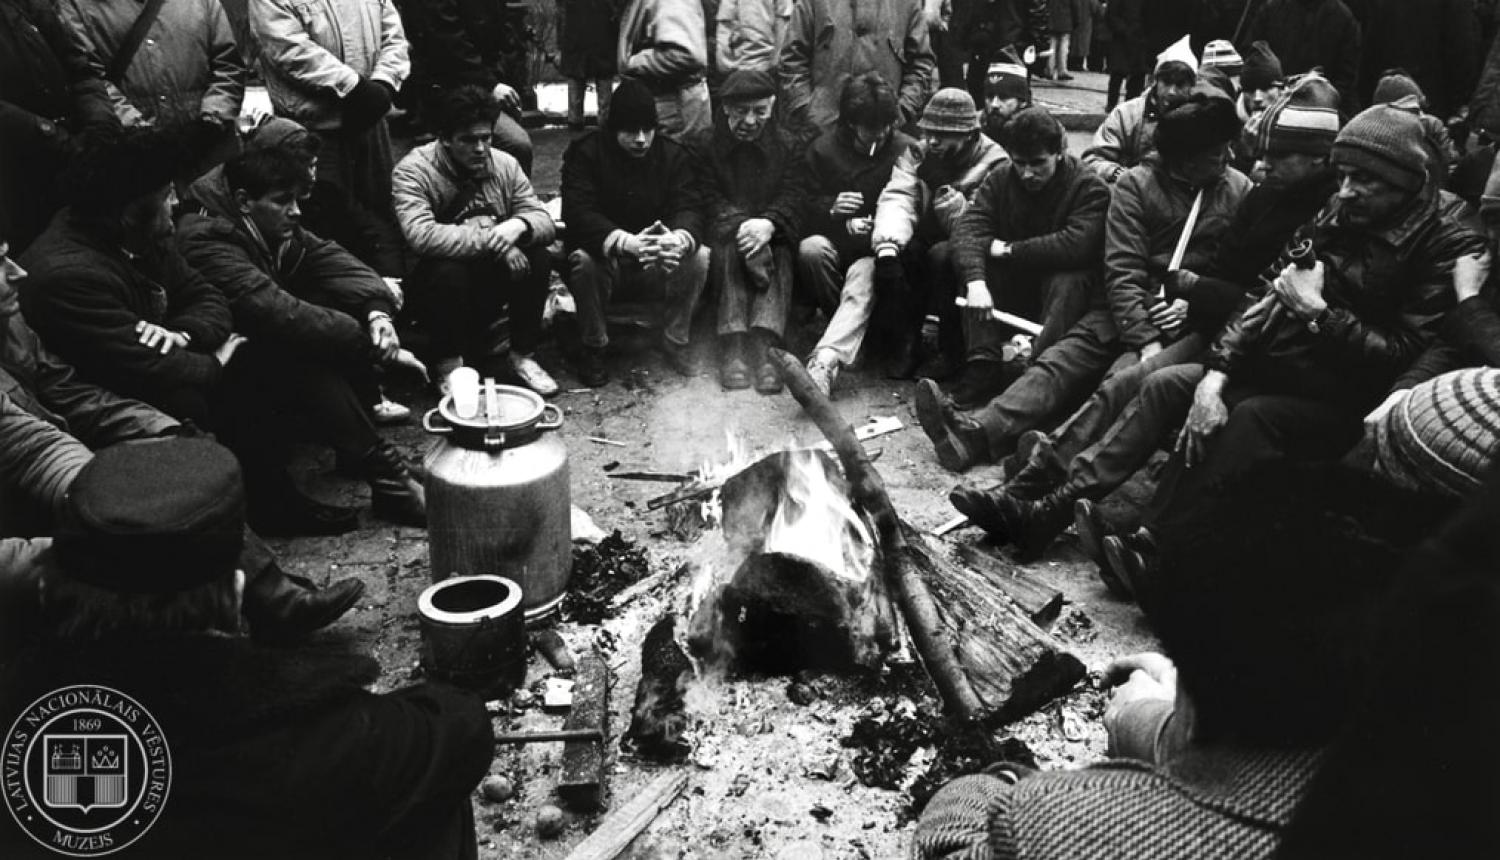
[{"x1": 563, "y1": 771, "x2": 688, "y2": 860}]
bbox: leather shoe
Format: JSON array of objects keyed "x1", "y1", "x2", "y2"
[
  {"x1": 1076, "y1": 500, "x2": 1129, "y2": 597},
  {"x1": 916, "y1": 378, "x2": 987, "y2": 472},
  {"x1": 576, "y1": 346, "x2": 609, "y2": 387},
  {"x1": 754, "y1": 359, "x2": 782, "y2": 394},
  {"x1": 1103, "y1": 528, "x2": 1157, "y2": 600},
  {"x1": 243, "y1": 566, "x2": 366, "y2": 642},
  {"x1": 949, "y1": 487, "x2": 1072, "y2": 559},
  {"x1": 885, "y1": 334, "x2": 922, "y2": 380}
]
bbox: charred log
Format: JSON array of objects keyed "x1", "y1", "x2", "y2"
[{"x1": 624, "y1": 614, "x2": 693, "y2": 762}]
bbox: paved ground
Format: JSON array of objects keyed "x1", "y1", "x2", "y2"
[{"x1": 269, "y1": 100, "x2": 1157, "y2": 858}]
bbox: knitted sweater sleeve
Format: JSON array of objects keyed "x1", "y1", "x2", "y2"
[{"x1": 913, "y1": 774, "x2": 1019, "y2": 860}]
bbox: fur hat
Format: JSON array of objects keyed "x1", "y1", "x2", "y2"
[
  {"x1": 55, "y1": 438, "x2": 246, "y2": 594},
  {"x1": 1332, "y1": 104, "x2": 1430, "y2": 192},
  {"x1": 1154, "y1": 83, "x2": 1243, "y2": 162}
]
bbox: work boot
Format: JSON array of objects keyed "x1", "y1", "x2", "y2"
[
  {"x1": 804, "y1": 348, "x2": 840, "y2": 398},
  {"x1": 1075, "y1": 500, "x2": 1128, "y2": 598},
  {"x1": 1103, "y1": 527, "x2": 1158, "y2": 600},
  {"x1": 915, "y1": 378, "x2": 988, "y2": 472},
  {"x1": 884, "y1": 332, "x2": 922, "y2": 380},
  {"x1": 752, "y1": 330, "x2": 782, "y2": 394},
  {"x1": 242, "y1": 564, "x2": 367, "y2": 642},
  {"x1": 1004, "y1": 431, "x2": 1066, "y2": 500},
  {"x1": 247, "y1": 476, "x2": 361, "y2": 538},
  {"x1": 948, "y1": 487, "x2": 1074, "y2": 560},
  {"x1": 577, "y1": 346, "x2": 609, "y2": 388},
  {"x1": 359, "y1": 439, "x2": 427, "y2": 527},
  {"x1": 719, "y1": 333, "x2": 751, "y2": 390}
]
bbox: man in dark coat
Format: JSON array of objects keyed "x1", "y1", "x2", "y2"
[
  {"x1": 0, "y1": 241, "x2": 366, "y2": 646},
  {"x1": 1358, "y1": 0, "x2": 1480, "y2": 121},
  {"x1": 695, "y1": 70, "x2": 805, "y2": 393},
  {"x1": 1242, "y1": 0, "x2": 1363, "y2": 117},
  {"x1": 178, "y1": 145, "x2": 427, "y2": 529},
  {"x1": 1104, "y1": 0, "x2": 1148, "y2": 110},
  {"x1": 0, "y1": 0, "x2": 117, "y2": 253},
  {"x1": 0, "y1": 438, "x2": 491, "y2": 860},
  {"x1": 560, "y1": 79, "x2": 710, "y2": 387},
  {"x1": 1109, "y1": 104, "x2": 1488, "y2": 583}
]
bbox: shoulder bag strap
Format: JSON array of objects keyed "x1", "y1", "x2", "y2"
[{"x1": 106, "y1": 0, "x2": 170, "y2": 84}]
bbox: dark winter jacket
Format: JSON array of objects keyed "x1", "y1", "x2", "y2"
[
  {"x1": 178, "y1": 171, "x2": 395, "y2": 370},
  {"x1": 912, "y1": 747, "x2": 1323, "y2": 859},
  {"x1": 1358, "y1": 0, "x2": 1480, "y2": 119},
  {"x1": 797, "y1": 126, "x2": 917, "y2": 260},
  {"x1": 1106, "y1": 159, "x2": 1253, "y2": 350},
  {"x1": 1104, "y1": 0, "x2": 1149, "y2": 76},
  {"x1": 693, "y1": 120, "x2": 806, "y2": 246},
  {"x1": 0, "y1": 0, "x2": 116, "y2": 250},
  {"x1": 17, "y1": 214, "x2": 232, "y2": 416},
  {"x1": 560, "y1": 129, "x2": 707, "y2": 259},
  {"x1": 1184, "y1": 170, "x2": 1341, "y2": 335},
  {"x1": 1392, "y1": 290, "x2": 1500, "y2": 390},
  {"x1": 1243, "y1": 0, "x2": 1363, "y2": 116},
  {"x1": 1208, "y1": 188, "x2": 1488, "y2": 409},
  {"x1": 0, "y1": 634, "x2": 493, "y2": 859},
  {"x1": 952, "y1": 153, "x2": 1111, "y2": 287}
]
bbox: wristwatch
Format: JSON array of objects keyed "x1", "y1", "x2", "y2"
[{"x1": 1305, "y1": 307, "x2": 1330, "y2": 334}]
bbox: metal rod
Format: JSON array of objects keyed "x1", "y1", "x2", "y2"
[{"x1": 492, "y1": 728, "x2": 604, "y2": 745}]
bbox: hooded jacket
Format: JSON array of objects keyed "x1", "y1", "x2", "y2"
[
  {"x1": 177, "y1": 170, "x2": 394, "y2": 369},
  {"x1": 873, "y1": 132, "x2": 1010, "y2": 250},
  {"x1": 1208, "y1": 188, "x2": 1488, "y2": 409},
  {"x1": 392, "y1": 140, "x2": 556, "y2": 260}
]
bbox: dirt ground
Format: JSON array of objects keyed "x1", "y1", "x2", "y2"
[{"x1": 267, "y1": 105, "x2": 1162, "y2": 858}]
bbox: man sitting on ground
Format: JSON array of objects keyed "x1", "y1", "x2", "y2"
[
  {"x1": 797, "y1": 72, "x2": 916, "y2": 397},
  {"x1": 980, "y1": 47, "x2": 1032, "y2": 142},
  {"x1": 393, "y1": 85, "x2": 558, "y2": 394},
  {"x1": 0, "y1": 438, "x2": 492, "y2": 859},
  {"x1": 560, "y1": 78, "x2": 711, "y2": 387},
  {"x1": 870, "y1": 87, "x2": 1009, "y2": 379},
  {"x1": 916, "y1": 106, "x2": 1109, "y2": 415},
  {"x1": 693, "y1": 69, "x2": 805, "y2": 393}
]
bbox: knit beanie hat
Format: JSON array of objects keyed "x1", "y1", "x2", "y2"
[
  {"x1": 919, "y1": 88, "x2": 980, "y2": 134},
  {"x1": 1374, "y1": 368, "x2": 1500, "y2": 499},
  {"x1": 607, "y1": 79, "x2": 658, "y2": 132},
  {"x1": 1200, "y1": 40, "x2": 1243, "y2": 77},
  {"x1": 985, "y1": 46, "x2": 1031, "y2": 102},
  {"x1": 1255, "y1": 77, "x2": 1342, "y2": 156},
  {"x1": 1373, "y1": 70, "x2": 1426, "y2": 108},
  {"x1": 1331, "y1": 104, "x2": 1430, "y2": 192},
  {"x1": 1154, "y1": 83, "x2": 1242, "y2": 162},
  {"x1": 1240, "y1": 41, "x2": 1284, "y2": 92}
]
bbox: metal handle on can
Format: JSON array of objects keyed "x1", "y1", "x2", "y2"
[
  {"x1": 537, "y1": 403, "x2": 564, "y2": 431},
  {"x1": 422, "y1": 408, "x2": 453, "y2": 435},
  {"x1": 483, "y1": 427, "x2": 508, "y2": 449}
]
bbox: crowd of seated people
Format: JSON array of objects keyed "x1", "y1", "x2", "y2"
[{"x1": 3, "y1": 0, "x2": 1500, "y2": 854}]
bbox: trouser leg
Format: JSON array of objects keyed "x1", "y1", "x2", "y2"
[
  {"x1": 972, "y1": 310, "x2": 1120, "y2": 457},
  {"x1": 408, "y1": 257, "x2": 480, "y2": 361},
  {"x1": 1033, "y1": 269, "x2": 1095, "y2": 356},
  {"x1": 504, "y1": 247, "x2": 551, "y2": 356},
  {"x1": 1048, "y1": 334, "x2": 1205, "y2": 467},
  {"x1": 814, "y1": 256, "x2": 876, "y2": 364},
  {"x1": 748, "y1": 245, "x2": 794, "y2": 339},
  {"x1": 715, "y1": 242, "x2": 752, "y2": 336},
  {"x1": 661, "y1": 245, "x2": 709, "y2": 346},
  {"x1": 1063, "y1": 362, "x2": 1204, "y2": 499},
  {"x1": 1145, "y1": 392, "x2": 1363, "y2": 533},
  {"x1": 568, "y1": 79, "x2": 587, "y2": 125},
  {"x1": 797, "y1": 235, "x2": 846, "y2": 314},
  {"x1": 567, "y1": 248, "x2": 616, "y2": 349}
]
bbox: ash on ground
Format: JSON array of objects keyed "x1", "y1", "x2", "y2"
[{"x1": 561, "y1": 531, "x2": 651, "y2": 623}]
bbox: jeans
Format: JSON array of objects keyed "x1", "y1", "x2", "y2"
[
  {"x1": 798, "y1": 235, "x2": 875, "y2": 364},
  {"x1": 1063, "y1": 361, "x2": 1204, "y2": 499},
  {"x1": 407, "y1": 248, "x2": 550, "y2": 362},
  {"x1": 973, "y1": 309, "x2": 1121, "y2": 458},
  {"x1": 714, "y1": 242, "x2": 793, "y2": 338},
  {"x1": 567, "y1": 246, "x2": 710, "y2": 348}
]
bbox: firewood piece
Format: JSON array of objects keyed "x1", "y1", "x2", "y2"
[
  {"x1": 769, "y1": 348, "x2": 985, "y2": 720},
  {"x1": 624, "y1": 615, "x2": 692, "y2": 761},
  {"x1": 905, "y1": 524, "x2": 1085, "y2": 722},
  {"x1": 558, "y1": 650, "x2": 610, "y2": 812},
  {"x1": 955, "y1": 543, "x2": 1067, "y2": 626},
  {"x1": 646, "y1": 479, "x2": 722, "y2": 511},
  {"x1": 563, "y1": 772, "x2": 688, "y2": 860}
]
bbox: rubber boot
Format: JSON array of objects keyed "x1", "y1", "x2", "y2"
[{"x1": 359, "y1": 439, "x2": 427, "y2": 527}]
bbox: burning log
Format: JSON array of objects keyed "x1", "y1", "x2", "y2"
[
  {"x1": 768, "y1": 348, "x2": 1085, "y2": 725},
  {"x1": 955, "y1": 543, "x2": 1067, "y2": 626}
]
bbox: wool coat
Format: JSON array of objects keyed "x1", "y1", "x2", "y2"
[{"x1": 560, "y1": 129, "x2": 707, "y2": 259}]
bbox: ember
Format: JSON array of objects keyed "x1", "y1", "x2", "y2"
[{"x1": 562, "y1": 531, "x2": 651, "y2": 624}]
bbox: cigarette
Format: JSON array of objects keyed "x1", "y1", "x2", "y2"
[{"x1": 869, "y1": 140, "x2": 878, "y2": 157}]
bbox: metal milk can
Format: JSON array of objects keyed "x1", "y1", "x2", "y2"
[{"x1": 422, "y1": 381, "x2": 571, "y2": 621}]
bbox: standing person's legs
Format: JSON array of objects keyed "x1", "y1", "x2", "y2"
[
  {"x1": 1125, "y1": 73, "x2": 1145, "y2": 100},
  {"x1": 1107, "y1": 72, "x2": 1125, "y2": 109},
  {"x1": 568, "y1": 78, "x2": 588, "y2": 127}
]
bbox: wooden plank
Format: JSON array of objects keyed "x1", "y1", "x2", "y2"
[
  {"x1": 558, "y1": 650, "x2": 610, "y2": 812},
  {"x1": 563, "y1": 772, "x2": 688, "y2": 860}
]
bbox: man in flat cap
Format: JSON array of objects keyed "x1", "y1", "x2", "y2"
[
  {"x1": 694, "y1": 69, "x2": 804, "y2": 392},
  {"x1": 0, "y1": 437, "x2": 492, "y2": 859}
]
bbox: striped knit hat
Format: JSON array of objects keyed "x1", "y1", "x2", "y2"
[
  {"x1": 1374, "y1": 368, "x2": 1500, "y2": 499},
  {"x1": 1200, "y1": 40, "x2": 1243, "y2": 76},
  {"x1": 985, "y1": 46, "x2": 1031, "y2": 102},
  {"x1": 1254, "y1": 76, "x2": 1342, "y2": 156}
]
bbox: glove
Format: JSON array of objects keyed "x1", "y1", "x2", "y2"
[{"x1": 342, "y1": 77, "x2": 394, "y2": 134}]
